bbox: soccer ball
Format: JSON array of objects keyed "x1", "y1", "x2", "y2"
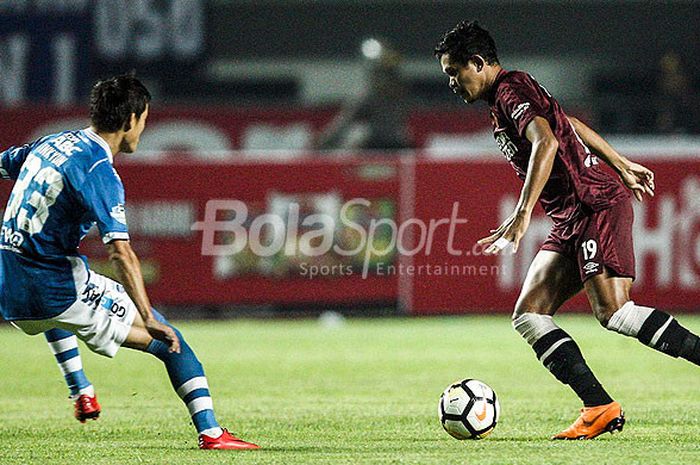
[{"x1": 438, "y1": 379, "x2": 500, "y2": 439}]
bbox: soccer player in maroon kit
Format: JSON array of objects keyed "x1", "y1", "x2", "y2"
[{"x1": 435, "y1": 20, "x2": 700, "y2": 440}]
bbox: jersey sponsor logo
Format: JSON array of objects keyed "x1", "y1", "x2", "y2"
[
  {"x1": 110, "y1": 204, "x2": 127, "y2": 225},
  {"x1": 495, "y1": 131, "x2": 518, "y2": 161},
  {"x1": 100, "y1": 296, "x2": 127, "y2": 318},
  {"x1": 583, "y1": 261, "x2": 600, "y2": 274},
  {"x1": 80, "y1": 283, "x2": 105, "y2": 310},
  {"x1": 510, "y1": 102, "x2": 531, "y2": 120},
  {"x1": 0, "y1": 225, "x2": 24, "y2": 248}
]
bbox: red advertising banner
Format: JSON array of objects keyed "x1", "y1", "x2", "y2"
[
  {"x1": 0, "y1": 153, "x2": 698, "y2": 312},
  {"x1": 406, "y1": 159, "x2": 700, "y2": 313},
  {"x1": 0, "y1": 106, "x2": 488, "y2": 154}
]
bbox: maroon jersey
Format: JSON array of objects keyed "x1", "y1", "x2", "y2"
[{"x1": 488, "y1": 69, "x2": 628, "y2": 226}]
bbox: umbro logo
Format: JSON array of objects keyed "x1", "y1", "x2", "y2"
[{"x1": 583, "y1": 262, "x2": 600, "y2": 274}]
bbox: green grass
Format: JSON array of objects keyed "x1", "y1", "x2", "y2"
[{"x1": 2, "y1": 315, "x2": 700, "y2": 464}]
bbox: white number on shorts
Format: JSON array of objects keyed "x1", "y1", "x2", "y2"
[{"x1": 581, "y1": 239, "x2": 598, "y2": 260}]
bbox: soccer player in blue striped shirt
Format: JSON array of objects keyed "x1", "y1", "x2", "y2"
[{"x1": 0, "y1": 74, "x2": 258, "y2": 450}]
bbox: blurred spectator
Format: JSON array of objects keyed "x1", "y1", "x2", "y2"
[
  {"x1": 655, "y1": 50, "x2": 698, "y2": 134},
  {"x1": 314, "y1": 38, "x2": 415, "y2": 151}
]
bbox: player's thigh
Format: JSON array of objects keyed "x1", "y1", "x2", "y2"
[
  {"x1": 58, "y1": 272, "x2": 137, "y2": 357},
  {"x1": 513, "y1": 250, "x2": 583, "y2": 318},
  {"x1": 583, "y1": 269, "x2": 633, "y2": 326}
]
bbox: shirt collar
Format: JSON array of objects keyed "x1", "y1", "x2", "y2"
[{"x1": 82, "y1": 127, "x2": 113, "y2": 164}]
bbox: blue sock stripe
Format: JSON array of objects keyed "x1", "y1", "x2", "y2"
[
  {"x1": 192, "y1": 409, "x2": 219, "y2": 433},
  {"x1": 65, "y1": 371, "x2": 91, "y2": 394},
  {"x1": 54, "y1": 347, "x2": 81, "y2": 363},
  {"x1": 44, "y1": 328, "x2": 74, "y2": 343},
  {"x1": 183, "y1": 388, "x2": 211, "y2": 405}
]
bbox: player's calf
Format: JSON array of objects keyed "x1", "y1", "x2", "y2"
[
  {"x1": 44, "y1": 328, "x2": 102, "y2": 422},
  {"x1": 606, "y1": 301, "x2": 700, "y2": 365},
  {"x1": 145, "y1": 309, "x2": 259, "y2": 449},
  {"x1": 513, "y1": 312, "x2": 614, "y2": 407}
]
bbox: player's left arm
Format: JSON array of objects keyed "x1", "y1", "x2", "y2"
[
  {"x1": 567, "y1": 116, "x2": 654, "y2": 201},
  {"x1": 479, "y1": 116, "x2": 558, "y2": 254}
]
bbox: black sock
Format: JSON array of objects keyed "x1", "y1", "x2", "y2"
[
  {"x1": 637, "y1": 310, "x2": 690, "y2": 358},
  {"x1": 533, "y1": 329, "x2": 614, "y2": 407},
  {"x1": 679, "y1": 332, "x2": 700, "y2": 365}
]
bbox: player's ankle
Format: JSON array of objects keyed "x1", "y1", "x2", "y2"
[{"x1": 200, "y1": 427, "x2": 223, "y2": 438}]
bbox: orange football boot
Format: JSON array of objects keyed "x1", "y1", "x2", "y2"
[{"x1": 552, "y1": 401, "x2": 625, "y2": 440}]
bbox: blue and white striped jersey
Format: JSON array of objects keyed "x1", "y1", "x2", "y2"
[{"x1": 0, "y1": 128, "x2": 129, "y2": 321}]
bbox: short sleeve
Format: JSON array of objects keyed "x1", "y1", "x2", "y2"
[
  {"x1": 0, "y1": 138, "x2": 44, "y2": 180},
  {"x1": 79, "y1": 160, "x2": 130, "y2": 244},
  {"x1": 498, "y1": 79, "x2": 549, "y2": 138}
]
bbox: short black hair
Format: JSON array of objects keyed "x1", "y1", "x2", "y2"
[
  {"x1": 434, "y1": 20, "x2": 499, "y2": 66},
  {"x1": 89, "y1": 73, "x2": 151, "y2": 133}
]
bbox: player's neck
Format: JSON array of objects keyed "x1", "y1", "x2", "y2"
[
  {"x1": 90, "y1": 126, "x2": 120, "y2": 157},
  {"x1": 480, "y1": 64, "x2": 503, "y2": 102},
  {"x1": 483, "y1": 65, "x2": 503, "y2": 99}
]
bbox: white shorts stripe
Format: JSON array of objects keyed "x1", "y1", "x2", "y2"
[
  {"x1": 58, "y1": 356, "x2": 82, "y2": 374},
  {"x1": 538, "y1": 337, "x2": 572, "y2": 363},
  {"x1": 48, "y1": 336, "x2": 78, "y2": 355},
  {"x1": 176, "y1": 376, "x2": 209, "y2": 399},
  {"x1": 186, "y1": 396, "x2": 213, "y2": 416}
]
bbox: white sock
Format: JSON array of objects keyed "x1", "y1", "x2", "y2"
[{"x1": 200, "y1": 426, "x2": 223, "y2": 438}]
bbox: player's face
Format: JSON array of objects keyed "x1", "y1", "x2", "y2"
[
  {"x1": 120, "y1": 105, "x2": 149, "y2": 154},
  {"x1": 440, "y1": 54, "x2": 486, "y2": 104}
]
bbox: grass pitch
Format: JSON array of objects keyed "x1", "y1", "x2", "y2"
[{"x1": 1, "y1": 314, "x2": 700, "y2": 465}]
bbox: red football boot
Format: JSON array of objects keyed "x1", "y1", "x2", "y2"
[
  {"x1": 74, "y1": 394, "x2": 101, "y2": 423},
  {"x1": 199, "y1": 429, "x2": 260, "y2": 450}
]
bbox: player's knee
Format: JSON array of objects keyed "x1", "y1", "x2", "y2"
[
  {"x1": 591, "y1": 301, "x2": 622, "y2": 328},
  {"x1": 512, "y1": 298, "x2": 554, "y2": 321},
  {"x1": 512, "y1": 312, "x2": 558, "y2": 346}
]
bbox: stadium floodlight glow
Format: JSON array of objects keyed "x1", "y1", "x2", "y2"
[{"x1": 361, "y1": 38, "x2": 382, "y2": 59}]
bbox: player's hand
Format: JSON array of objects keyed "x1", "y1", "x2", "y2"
[
  {"x1": 619, "y1": 161, "x2": 655, "y2": 201},
  {"x1": 145, "y1": 318, "x2": 181, "y2": 353},
  {"x1": 477, "y1": 209, "x2": 531, "y2": 254}
]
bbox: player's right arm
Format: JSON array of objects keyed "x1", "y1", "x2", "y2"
[
  {"x1": 106, "y1": 240, "x2": 180, "y2": 353},
  {"x1": 78, "y1": 160, "x2": 180, "y2": 352},
  {"x1": 567, "y1": 116, "x2": 655, "y2": 201}
]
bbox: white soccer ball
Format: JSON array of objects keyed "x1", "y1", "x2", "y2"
[{"x1": 438, "y1": 379, "x2": 500, "y2": 439}]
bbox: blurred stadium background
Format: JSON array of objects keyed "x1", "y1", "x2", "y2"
[{"x1": 1, "y1": 0, "x2": 699, "y2": 318}]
